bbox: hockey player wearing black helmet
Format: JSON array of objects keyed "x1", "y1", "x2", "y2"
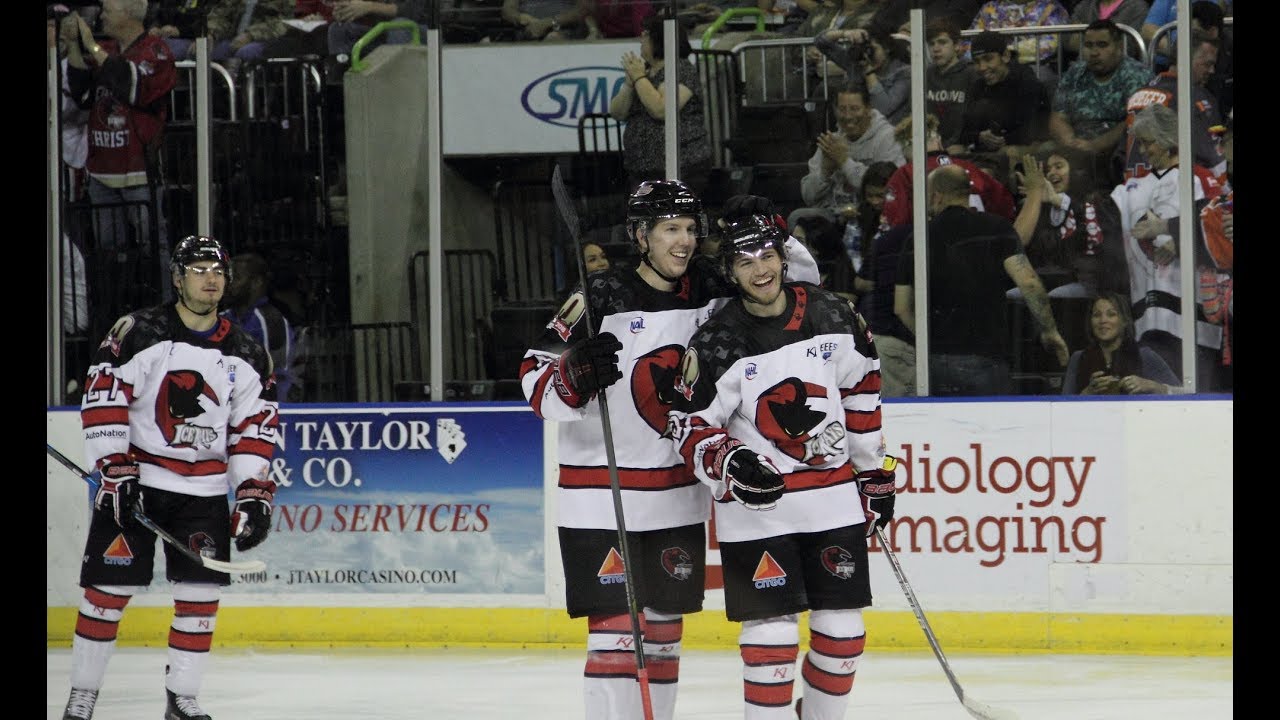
[
  {"x1": 718, "y1": 215, "x2": 790, "y2": 310},
  {"x1": 61, "y1": 232, "x2": 279, "y2": 720},
  {"x1": 519, "y1": 184, "x2": 820, "y2": 720}
]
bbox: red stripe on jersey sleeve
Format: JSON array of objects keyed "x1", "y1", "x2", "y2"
[
  {"x1": 230, "y1": 436, "x2": 276, "y2": 459},
  {"x1": 82, "y1": 406, "x2": 129, "y2": 427},
  {"x1": 844, "y1": 407, "x2": 882, "y2": 434}
]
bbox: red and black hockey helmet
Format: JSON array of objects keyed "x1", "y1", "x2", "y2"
[
  {"x1": 172, "y1": 235, "x2": 232, "y2": 281},
  {"x1": 626, "y1": 179, "x2": 708, "y2": 241},
  {"x1": 719, "y1": 214, "x2": 788, "y2": 279}
]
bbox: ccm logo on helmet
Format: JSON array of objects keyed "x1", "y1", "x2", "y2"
[{"x1": 521, "y1": 67, "x2": 628, "y2": 128}]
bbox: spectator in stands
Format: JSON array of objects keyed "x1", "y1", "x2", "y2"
[
  {"x1": 1197, "y1": 111, "x2": 1231, "y2": 390},
  {"x1": 1061, "y1": 291, "x2": 1179, "y2": 394},
  {"x1": 1190, "y1": 0, "x2": 1232, "y2": 118},
  {"x1": 951, "y1": 30, "x2": 1050, "y2": 175},
  {"x1": 1120, "y1": 29, "x2": 1224, "y2": 180},
  {"x1": 609, "y1": 16, "x2": 712, "y2": 194},
  {"x1": 869, "y1": 0, "x2": 984, "y2": 30},
  {"x1": 1111, "y1": 103, "x2": 1227, "y2": 390},
  {"x1": 794, "y1": 0, "x2": 882, "y2": 85},
  {"x1": 146, "y1": 0, "x2": 206, "y2": 60},
  {"x1": 198, "y1": 0, "x2": 292, "y2": 70},
  {"x1": 813, "y1": 23, "x2": 911, "y2": 124},
  {"x1": 583, "y1": 242, "x2": 611, "y2": 274},
  {"x1": 849, "y1": 160, "x2": 898, "y2": 276},
  {"x1": 583, "y1": 0, "x2": 655, "y2": 38},
  {"x1": 327, "y1": 0, "x2": 430, "y2": 74},
  {"x1": 894, "y1": 164, "x2": 1068, "y2": 396},
  {"x1": 1063, "y1": 0, "x2": 1149, "y2": 56},
  {"x1": 924, "y1": 15, "x2": 976, "y2": 151},
  {"x1": 63, "y1": 0, "x2": 178, "y2": 335},
  {"x1": 1141, "y1": 0, "x2": 1231, "y2": 72},
  {"x1": 221, "y1": 253, "x2": 303, "y2": 403},
  {"x1": 503, "y1": 0, "x2": 599, "y2": 40},
  {"x1": 858, "y1": 222, "x2": 916, "y2": 396},
  {"x1": 788, "y1": 84, "x2": 905, "y2": 243},
  {"x1": 1048, "y1": 19, "x2": 1152, "y2": 188},
  {"x1": 967, "y1": 0, "x2": 1071, "y2": 85},
  {"x1": 884, "y1": 113, "x2": 1016, "y2": 228},
  {"x1": 1010, "y1": 146, "x2": 1128, "y2": 300}
]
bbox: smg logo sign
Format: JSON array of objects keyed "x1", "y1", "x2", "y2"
[{"x1": 521, "y1": 66, "x2": 628, "y2": 128}]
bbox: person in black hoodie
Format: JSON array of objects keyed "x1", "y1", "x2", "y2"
[{"x1": 951, "y1": 30, "x2": 1050, "y2": 172}]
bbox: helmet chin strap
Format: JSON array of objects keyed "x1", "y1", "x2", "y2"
[
  {"x1": 641, "y1": 253, "x2": 683, "y2": 284},
  {"x1": 178, "y1": 286, "x2": 218, "y2": 317}
]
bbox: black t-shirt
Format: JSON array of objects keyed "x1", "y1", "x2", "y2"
[{"x1": 897, "y1": 206, "x2": 1021, "y2": 359}]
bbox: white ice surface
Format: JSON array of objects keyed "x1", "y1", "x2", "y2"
[{"x1": 47, "y1": 646, "x2": 1231, "y2": 719}]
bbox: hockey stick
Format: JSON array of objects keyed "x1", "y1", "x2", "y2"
[
  {"x1": 46, "y1": 443, "x2": 268, "y2": 575},
  {"x1": 875, "y1": 526, "x2": 1018, "y2": 720},
  {"x1": 550, "y1": 164, "x2": 655, "y2": 720}
]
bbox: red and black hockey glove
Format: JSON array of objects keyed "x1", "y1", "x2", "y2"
[
  {"x1": 856, "y1": 455, "x2": 899, "y2": 537},
  {"x1": 552, "y1": 332, "x2": 623, "y2": 408},
  {"x1": 717, "y1": 443, "x2": 785, "y2": 511},
  {"x1": 231, "y1": 478, "x2": 277, "y2": 552},
  {"x1": 95, "y1": 458, "x2": 143, "y2": 529},
  {"x1": 721, "y1": 194, "x2": 788, "y2": 233}
]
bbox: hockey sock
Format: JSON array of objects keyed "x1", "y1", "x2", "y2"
[
  {"x1": 797, "y1": 609, "x2": 865, "y2": 720},
  {"x1": 70, "y1": 585, "x2": 136, "y2": 690},
  {"x1": 584, "y1": 613, "x2": 648, "y2": 720},
  {"x1": 641, "y1": 608, "x2": 683, "y2": 720},
  {"x1": 739, "y1": 613, "x2": 800, "y2": 720},
  {"x1": 164, "y1": 583, "x2": 221, "y2": 697}
]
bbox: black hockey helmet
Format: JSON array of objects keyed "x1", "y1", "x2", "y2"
[
  {"x1": 171, "y1": 235, "x2": 232, "y2": 281},
  {"x1": 719, "y1": 214, "x2": 788, "y2": 279},
  {"x1": 626, "y1": 179, "x2": 708, "y2": 241}
]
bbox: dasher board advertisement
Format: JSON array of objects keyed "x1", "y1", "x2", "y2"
[{"x1": 226, "y1": 404, "x2": 544, "y2": 596}]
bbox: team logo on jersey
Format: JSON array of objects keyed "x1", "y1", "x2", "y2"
[
  {"x1": 103, "y1": 534, "x2": 134, "y2": 566},
  {"x1": 629, "y1": 317, "x2": 647, "y2": 334},
  {"x1": 752, "y1": 551, "x2": 787, "y2": 589},
  {"x1": 549, "y1": 291, "x2": 587, "y2": 342},
  {"x1": 674, "y1": 349, "x2": 699, "y2": 402},
  {"x1": 99, "y1": 315, "x2": 135, "y2": 356},
  {"x1": 631, "y1": 344, "x2": 686, "y2": 433},
  {"x1": 820, "y1": 546, "x2": 857, "y2": 579},
  {"x1": 597, "y1": 547, "x2": 627, "y2": 585},
  {"x1": 661, "y1": 547, "x2": 693, "y2": 581},
  {"x1": 755, "y1": 378, "x2": 842, "y2": 465},
  {"x1": 156, "y1": 370, "x2": 221, "y2": 449}
]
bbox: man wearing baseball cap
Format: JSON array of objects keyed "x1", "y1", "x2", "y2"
[{"x1": 952, "y1": 30, "x2": 1051, "y2": 169}]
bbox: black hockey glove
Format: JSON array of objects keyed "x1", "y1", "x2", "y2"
[
  {"x1": 552, "y1": 332, "x2": 623, "y2": 409},
  {"x1": 723, "y1": 446, "x2": 786, "y2": 511},
  {"x1": 856, "y1": 455, "x2": 899, "y2": 537},
  {"x1": 721, "y1": 194, "x2": 788, "y2": 232},
  {"x1": 94, "y1": 459, "x2": 143, "y2": 529},
  {"x1": 231, "y1": 478, "x2": 277, "y2": 552}
]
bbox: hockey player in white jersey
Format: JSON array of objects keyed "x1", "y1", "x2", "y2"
[
  {"x1": 60, "y1": 235, "x2": 280, "y2": 720},
  {"x1": 519, "y1": 183, "x2": 819, "y2": 720},
  {"x1": 665, "y1": 217, "x2": 898, "y2": 720}
]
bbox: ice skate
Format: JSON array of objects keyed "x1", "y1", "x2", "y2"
[
  {"x1": 164, "y1": 689, "x2": 212, "y2": 720},
  {"x1": 62, "y1": 688, "x2": 99, "y2": 719}
]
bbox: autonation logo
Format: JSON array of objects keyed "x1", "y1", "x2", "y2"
[{"x1": 521, "y1": 66, "x2": 629, "y2": 128}]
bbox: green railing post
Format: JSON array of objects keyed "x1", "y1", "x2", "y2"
[
  {"x1": 350, "y1": 20, "x2": 422, "y2": 73},
  {"x1": 700, "y1": 8, "x2": 767, "y2": 50}
]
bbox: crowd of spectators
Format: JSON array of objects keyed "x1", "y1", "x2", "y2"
[{"x1": 48, "y1": 0, "x2": 1234, "y2": 400}]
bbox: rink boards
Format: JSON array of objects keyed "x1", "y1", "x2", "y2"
[{"x1": 45, "y1": 398, "x2": 1232, "y2": 656}]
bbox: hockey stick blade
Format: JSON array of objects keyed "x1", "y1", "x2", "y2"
[
  {"x1": 875, "y1": 526, "x2": 1018, "y2": 720},
  {"x1": 46, "y1": 443, "x2": 268, "y2": 575}
]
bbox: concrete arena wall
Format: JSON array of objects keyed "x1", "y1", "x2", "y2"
[{"x1": 46, "y1": 399, "x2": 1233, "y2": 656}]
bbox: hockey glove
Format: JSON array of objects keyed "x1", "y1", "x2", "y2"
[
  {"x1": 721, "y1": 194, "x2": 788, "y2": 232},
  {"x1": 723, "y1": 446, "x2": 786, "y2": 511},
  {"x1": 231, "y1": 478, "x2": 277, "y2": 552},
  {"x1": 94, "y1": 459, "x2": 143, "y2": 529},
  {"x1": 552, "y1": 332, "x2": 623, "y2": 408},
  {"x1": 856, "y1": 455, "x2": 899, "y2": 537}
]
